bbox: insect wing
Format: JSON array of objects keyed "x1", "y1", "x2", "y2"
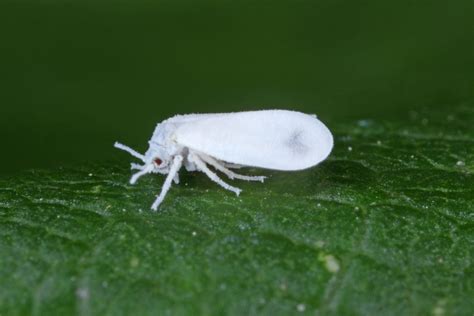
[{"x1": 174, "y1": 110, "x2": 333, "y2": 170}]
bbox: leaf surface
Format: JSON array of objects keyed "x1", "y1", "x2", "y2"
[{"x1": 1, "y1": 104, "x2": 473, "y2": 316}]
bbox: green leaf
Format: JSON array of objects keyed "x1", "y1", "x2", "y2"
[{"x1": 1, "y1": 104, "x2": 473, "y2": 316}]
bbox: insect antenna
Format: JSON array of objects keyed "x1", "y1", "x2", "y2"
[{"x1": 114, "y1": 142, "x2": 146, "y2": 161}]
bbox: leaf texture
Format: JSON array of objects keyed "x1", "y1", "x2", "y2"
[{"x1": 0, "y1": 104, "x2": 473, "y2": 316}]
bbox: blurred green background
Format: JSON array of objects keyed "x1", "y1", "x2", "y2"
[{"x1": 1, "y1": 0, "x2": 473, "y2": 175}]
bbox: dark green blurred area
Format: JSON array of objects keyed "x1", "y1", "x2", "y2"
[{"x1": 1, "y1": 0, "x2": 473, "y2": 175}]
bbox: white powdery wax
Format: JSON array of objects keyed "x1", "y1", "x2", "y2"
[{"x1": 115, "y1": 110, "x2": 333, "y2": 210}]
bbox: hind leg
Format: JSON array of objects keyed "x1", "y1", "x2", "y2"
[
  {"x1": 200, "y1": 154, "x2": 266, "y2": 182},
  {"x1": 188, "y1": 152, "x2": 242, "y2": 196}
]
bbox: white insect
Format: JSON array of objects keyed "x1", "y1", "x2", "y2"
[{"x1": 114, "y1": 110, "x2": 333, "y2": 211}]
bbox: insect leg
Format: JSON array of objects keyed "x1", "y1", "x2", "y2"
[
  {"x1": 199, "y1": 154, "x2": 266, "y2": 183},
  {"x1": 188, "y1": 152, "x2": 242, "y2": 196},
  {"x1": 130, "y1": 164, "x2": 154, "y2": 184},
  {"x1": 173, "y1": 173, "x2": 180, "y2": 184},
  {"x1": 131, "y1": 163, "x2": 144, "y2": 170},
  {"x1": 151, "y1": 155, "x2": 183, "y2": 211},
  {"x1": 222, "y1": 162, "x2": 243, "y2": 169}
]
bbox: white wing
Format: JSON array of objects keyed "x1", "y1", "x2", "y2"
[{"x1": 173, "y1": 110, "x2": 333, "y2": 171}]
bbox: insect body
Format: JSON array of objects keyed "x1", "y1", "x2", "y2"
[{"x1": 114, "y1": 110, "x2": 333, "y2": 210}]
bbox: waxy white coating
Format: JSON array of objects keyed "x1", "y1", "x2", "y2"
[{"x1": 115, "y1": 110, "x2": 333, "y2": 210}]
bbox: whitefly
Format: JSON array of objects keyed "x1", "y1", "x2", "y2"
[{"x1": 115, "y1": 110, "x2": 334, "y2": 210}]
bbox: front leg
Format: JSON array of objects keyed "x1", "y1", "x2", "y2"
[{"x1": 151, "y1": 155, "x2": 183, "y2": 211}]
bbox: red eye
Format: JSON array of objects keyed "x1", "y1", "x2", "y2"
[{"x1": 154, "y1": 158, "x2": 163, "y2": 166}]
